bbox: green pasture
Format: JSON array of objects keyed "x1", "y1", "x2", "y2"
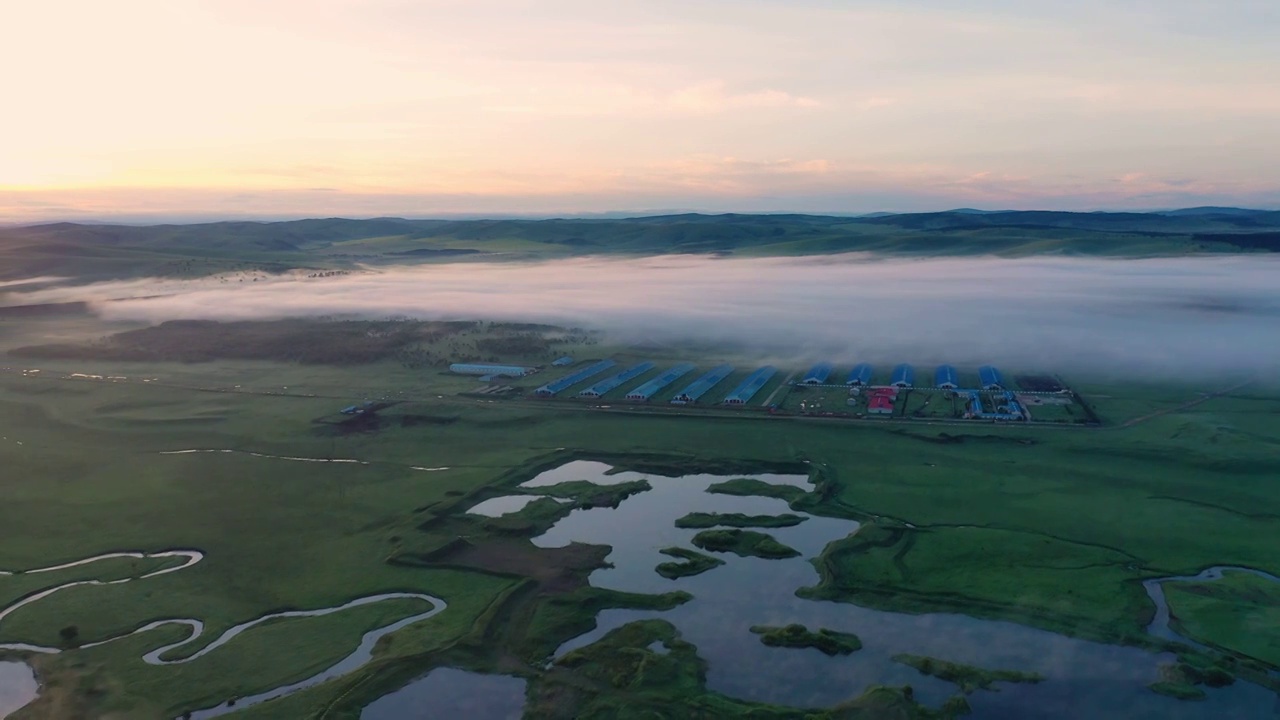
[
  {"x1": 0, "y1": 339, "x2": 1277, "y2": 717},
  {"x1": 1164, "y1": 571, "x2": 1280, "y2": 666}
]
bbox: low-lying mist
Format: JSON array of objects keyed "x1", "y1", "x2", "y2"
[{"x1": 5, "y1": 254, "x2": 1280, "y2": 378}]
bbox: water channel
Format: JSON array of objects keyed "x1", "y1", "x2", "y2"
[
  {"x1": 361, "y1": 668, "x2": 526, "y2": 720},
  {"x1": 0, "y1": 551, "x2": 446, "y2": 719},
  {"x1": 3, "y1": 461, "x2": 1278, "y2": 718},
  {"x1": 0, "y1": 661, "x2": 37, "y2": 720},
  {"x1": 512, "y1": 460, "x2": 1278, "y2": 719}
]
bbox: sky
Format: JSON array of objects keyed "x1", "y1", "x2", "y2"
[
  {"x1": 2, "y1": 0, "x2": 1278, "y2": 221},
  {"x1": 9, "y1": 254, "x2": 1280, "y2": 378}
]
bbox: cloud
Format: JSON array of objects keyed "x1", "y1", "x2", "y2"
[
  {"x1": 7, "y1": 254, "x2": 1280, "y2": 379},
  {"x1": 857, "y1": 96, "x2": 898, "y2": 110},
  {"x1": 485, "y1": 80, "x2": 821, "y2": 118},
  {"x1": 665, "y1": 82, "x2": 822, "y2": 114}
]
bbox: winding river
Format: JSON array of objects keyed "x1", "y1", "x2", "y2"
[
  {"x1": 4, "y1": 465, "x2": 1278, "y2": 720},
  {"x1": 0, "y1": 551, "x2": 446, "y2": 718},
  {"x1": 159, "y1": 449, "x2": 368, "y2": 464},
  {"x1": 1143, "y1": 566, "x2": 1280, "y2": 650}
]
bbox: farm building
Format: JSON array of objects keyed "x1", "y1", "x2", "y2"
[
  {"x1": 534, "y1": 359, "x2": 616, "y2": 397},
  {"x1": 449, "y1": 363, "x2": 533, "y2": 377},
  {"x1": 801, "y1": 362, "x2": 833, "y2": 385},
  {"x1": 671, "y1": 365, "x2": 734, "y2": 404},
  {"x1": 890, "y1": 364, "x2": 915, "y2": 388},
  {"x1": 965, "y1": 390, "x2": 1025, "y2": 420},
  {"x1": 934, "y1": 364, "x2": 959, "y2": 389},
  {"x1": 625, "y1": 363, "x2": 696, "y2": 401},
  {"x1": 867, "y1": 388, "x2": 897, "y2": 415},
  {"x1": 551, "y1": 356, "x2": 575, "y2": 366},
  {"x1": 723, "y1": 366, "x2": 777, "y2": 405},
  {"x1": 579, "y1": 362, "x2": 656, "y2": 398},
  {"x1": 846, "y1": 363, "x2": 874, "y2": 386},
  {"x1": 979, "y1": 365, "x2": 1007, "y2": 390}
]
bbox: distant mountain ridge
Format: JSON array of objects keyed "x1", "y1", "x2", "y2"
[{"x1": 1, "y1": 209, "x2": 1278, "y2": 282}]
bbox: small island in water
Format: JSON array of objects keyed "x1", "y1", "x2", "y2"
[{"x1": 750, "y1": 624, "x2": 863, "y2": 656}]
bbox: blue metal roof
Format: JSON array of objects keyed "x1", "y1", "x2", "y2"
[
  {"x1": 671, "y1": 364, "x2": 734, "y2": 403},
  {"x1": 801, "y1": 362, "x2": 833, "y2": 384},
  {"x1": 890, "y1": 363, "x2": 915, "y2": 387},
  {"x1": 449, "y1": 363, "x2": 533, "y2": 377},
  {"x1": 579, "y1": 362, "x2": 655, "y2": 397},
  {"x1": 724, "y1": 366, "x2": 777, "y2": 404},
  {"x1": 846, "y1": 363, "x2": 874, "y2": 385},
  {"x1": 535, "y1": 359, "x2": 616, "y2": 396},
  {"x1": 979, "y1": 365, "x2": 1006, "y2": 389},
  {"x1": 551, "y1": 356, "x2": 575, "y2": 366},
  {"x1": 625, "y1": 363, "x2": 696, "y2": 400},
  {"x1": 934, "y1": 364, "x2": 959, "y2": 388}
]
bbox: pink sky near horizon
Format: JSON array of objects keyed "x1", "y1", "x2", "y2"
[{"x1": 2, "y1": 0, "x2": 1278, "y2": 220}]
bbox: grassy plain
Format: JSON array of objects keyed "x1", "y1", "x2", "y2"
[
  {"x1": 1164, "y1": 571, "x2": 1280, "y2": 666},
  {"x1": 0, "y1": 317, "x2": 1278, "y2": 717}
]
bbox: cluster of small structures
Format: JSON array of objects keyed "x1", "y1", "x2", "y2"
[{"x1": 445, "y1": 359, "x2": 1086, "y2": 425}]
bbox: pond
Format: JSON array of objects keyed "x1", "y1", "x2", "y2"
[
  {"x1": 528, "y1": 461, "x2": 1278, "y2": 719},
  {"x1": 0, "y1": 661, "x2": 37, "y2": 719},
  {"x1": 467, "y1": 495, "x2": 545, "y2": 517},
  {"x1": 361, "y1": 668, "x2": 526, "y2": 720}
]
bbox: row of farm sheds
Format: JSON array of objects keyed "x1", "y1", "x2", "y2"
[
  {"x1": 452, "y1": 360, "x2": 1010, "y2": 404},
  {"x1": 529, "y1": 361, "x2": 781, "y2": 406},
  {"x1": 804, "y1": 362, "x2": 1007, "y2": 391}
]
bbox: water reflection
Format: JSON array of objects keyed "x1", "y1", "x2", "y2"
[
  {"x1": 0, "y1": 661, "x2": 37, "y2": 719},
  {"x1": 529, "y1": 462, "x2": 1277, "y2": 719},
  {"x1": 361, "y1": 668, "x2": 525, "y2": 720},
  {"x1": 467, "y1": 495, "x2": 544, "y2": 517}
]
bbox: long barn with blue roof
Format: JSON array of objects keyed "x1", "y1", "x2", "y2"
[
  {"x1": 801, "y1": 362, "x2": 833, "y2": 385},
  {"x1": 626, "y1": 363, "x2": 696, "y2": 401},
  {"x1": 934, "y1": 364, "x2": 959, "y2": 389},
  {"x1": 534, "y1": 359, "x2": 616, "y2": 397},
  {"x1": 670, "y1": 365, "x2": 734, "y2": 404},
  {"x1": 846, "y1": 363, "x2": 874, "y2": 386},
  {"x1": 450, "y1": 362, "x2": 533, "y2": 377},
  {"x1": 723, "y1": 366, "x2": 777, "y2": 405},
  {"x1": 890, "y1": 363, "x2": 915, "y2": 388},
  {"x1": 579, "y1": 362, "x2": 655, "y2": 398},
  {"x1": 979, "y1": 365, "x2": 1007, "y2": 390}
]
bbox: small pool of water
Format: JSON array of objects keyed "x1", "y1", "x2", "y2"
[
  {"x1": 528, "y1": 461, "x2": 1278, "y2": 719},
  {"x1": 360, "y1": 668, "x2": 526, "y2": 720},
  {"x1": 0, "y1": 661, "x2": 37, "y2": 719},
  {"x1": 466, "y1": 495, "x2": 544, "y2": 517},
  {"x1": 518, "y1": 460, "x2": 646, "y2": 488}
]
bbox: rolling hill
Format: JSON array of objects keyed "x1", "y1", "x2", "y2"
[{"x1": 1, "y1": 209, "x2": 1278, "y2": 282}]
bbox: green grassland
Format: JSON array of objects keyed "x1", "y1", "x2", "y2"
[
  {"x1": 1164, "y1": 571, "x2": 1280, "y2": 666},
  {"x1": 0, "y1": 317, "x2": 1278, "y2": 717}
]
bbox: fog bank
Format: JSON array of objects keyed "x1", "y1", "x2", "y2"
[{"x1": 6, "y1": 254, "x2": 1280, "y2": 377}]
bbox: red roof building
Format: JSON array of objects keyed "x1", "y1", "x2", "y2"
[{"x1": 867, "y1": 388, "x2": 897, "y2": 415}]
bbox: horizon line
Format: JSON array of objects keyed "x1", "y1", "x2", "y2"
[{"x1": 4, "y1": 204, "x2": 1276, "y2": 228}]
